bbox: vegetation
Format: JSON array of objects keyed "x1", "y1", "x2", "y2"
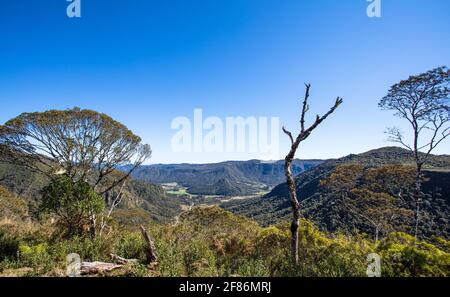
[
  {"x1": 320, "y1": 164, "x2": 415, "y2": 241},
  {"x1": 40, "y1": 176, "x2": 105, "y2": 237},
  {"x1": 0, "y1": 185, "x2": 28, "y2": 221},
  {"x1": 0, "y1": 108, "x2": 152, "y2": 237},
  {"x1": 1, "y1": 206, "x2": 449, "y2": 277},
  {"x1": 0, "y1": 161, "x2": 181, "y2": 225}
]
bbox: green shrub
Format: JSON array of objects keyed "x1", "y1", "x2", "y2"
[
  {"x1": 18, "y1": 243, "x2": 52, "y2": 274},
  {"x1": 182, "y1": 238, "x2": 217, "y2": 277},
  {"x1": 378, "y1": 232, "x2": 450, "y2": 276},
  {"x1": 113, "y1": 232, "x2": 146, "y2": 262},
  {"x1": 40, "y1": 176, "x2": 104, "y2": 237},
  {"x1": 51, "y1": 235, "x2": 114, "y2": 263},
  {"x1": 2, "y1": 205, "x2": 449, "y2": 277},
  {"x1": 155, "y1": 238, "x2": 184, "y2": 276},
  {"x1": 236, "y1": 258, "x2": 271, "y2": 277}
]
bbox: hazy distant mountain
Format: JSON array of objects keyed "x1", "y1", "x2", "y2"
[
  {"x1": 222, "y1": 147, "x2": 450, "y2": 239},
  {"x1": 124, "y1": 159, "x2": 324, "y2": 196}
]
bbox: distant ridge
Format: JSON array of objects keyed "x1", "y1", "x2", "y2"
[{"x1": 123, "y1": 159, "x2": 324, "y2": 196}]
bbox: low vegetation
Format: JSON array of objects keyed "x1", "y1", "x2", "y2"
[{"x1": 1, "y1": 206, "x2": 449, "y2": 277}]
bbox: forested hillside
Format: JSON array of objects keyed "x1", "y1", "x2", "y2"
[
  {"x1": 0, "y1": 162, "x2": 180, "y2": 224},
  {"x1": 222, "y1": 147, "x2": 450, "y2": 240}
]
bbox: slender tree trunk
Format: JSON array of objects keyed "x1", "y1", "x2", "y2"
[
  {"x1": 375, "y1": 226, "x2": 379, "y2": 243},
  {"x1": 414, "y1": 163, "x2": 423, "y2": 240},
  {"x1": 99, "y1": 181, "x2": 126, "y2": 236},
  {"x1": 285, "y1": 157, "x2": 300, "y2": 265},
  {"x1": 89, "y1": 214, "x2": 97, "y2": 238}
]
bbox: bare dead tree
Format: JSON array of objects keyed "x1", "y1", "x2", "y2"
[{"x1": 282, "y1": 83, "x2": 343, "y2": 265}]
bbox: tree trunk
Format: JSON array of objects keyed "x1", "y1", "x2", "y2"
[
  {"x1": 281, "y1": 85, "x2": 342, "y2": 266},
  {"x1": 89, "y1": 214, "x2": 97, "y2": 238},
  {"x1": 285, "y1": 158, "x2": 300, "y2": 265},
  {"x1": 414, "y1": 163, "x2": 423, "y2": 240},
  {"x1": 375, "y1": 227, "x2": 379, "y2": 243},
  {"x1": 291, "y1": 208, "x2": 300, "y2": 265},
  {"x1": 80, "y1": 261, "x2": 122, "y2": 275}
]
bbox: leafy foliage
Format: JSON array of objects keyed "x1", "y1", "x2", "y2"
[
  {"x1": 0, "y1": 108, "x2": 151, "y2": 193},
  {"x1": 378, "y1": 232, "x2": 450, "y2": 276},
  {"x1": 40, "y1": 176, "x2": 104, "y2": 236}
]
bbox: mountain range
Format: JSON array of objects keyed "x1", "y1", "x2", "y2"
[
  {"x1": 2, "y1": 146, "x2": 450, "y2": 240},
  {"x1": 123, "y1": 159, "x2": 323, "y2": 196}
]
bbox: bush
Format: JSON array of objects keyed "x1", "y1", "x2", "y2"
[
  {"x1": 154, "y1": 237, "x2": 184, "y2": 276},
  {"x1": 0, "y1": 230, "x2": 20, "y2": 261},
  {"x1": 1, "y1": 205, "x2": 449, "y2": 277},
  {"x1": 182, "y1": 238, "x2": 217, "y2": 277},
  {"x1": 113, "y1": 232, "x2": 147, "y2": 262},
  {"x1": 51, "y1": 235, "x2": 115, "y2": 263},
  {"x1": 18, "y1": 243, "x2": 52, "y2": 274},
  {"x1": 40, "y1": 176, "x2": 104, "y2": 237},
  {"x1": 378, "y1": 232, "x2": 450, "y2": 276}
]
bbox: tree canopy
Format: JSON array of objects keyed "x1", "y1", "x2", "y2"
[
  {"x1": 0, "y1": 107, "x2": 151, "y2": 195},
  {"x1": 379, "y1": 66, "x2": 449, "y2": 164}
]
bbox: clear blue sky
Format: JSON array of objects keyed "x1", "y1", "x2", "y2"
[{"x1": 0, "y1": 0, "x2": 449, "y2": 164}]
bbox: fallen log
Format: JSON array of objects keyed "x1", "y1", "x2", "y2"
[
  {"x1": 110, "y1": 253, "x2": 138, "y2": 265},
  {"x1": 80, "y1": 261, "x2": 123, "y2": 275}
]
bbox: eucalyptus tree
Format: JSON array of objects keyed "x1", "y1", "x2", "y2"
[
  {"x1": 0, "y1": 107, "x2": 151, "y2": 236},
  {"x1": 379, "y1": 66, "x2": 450, "y2": 239}
]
